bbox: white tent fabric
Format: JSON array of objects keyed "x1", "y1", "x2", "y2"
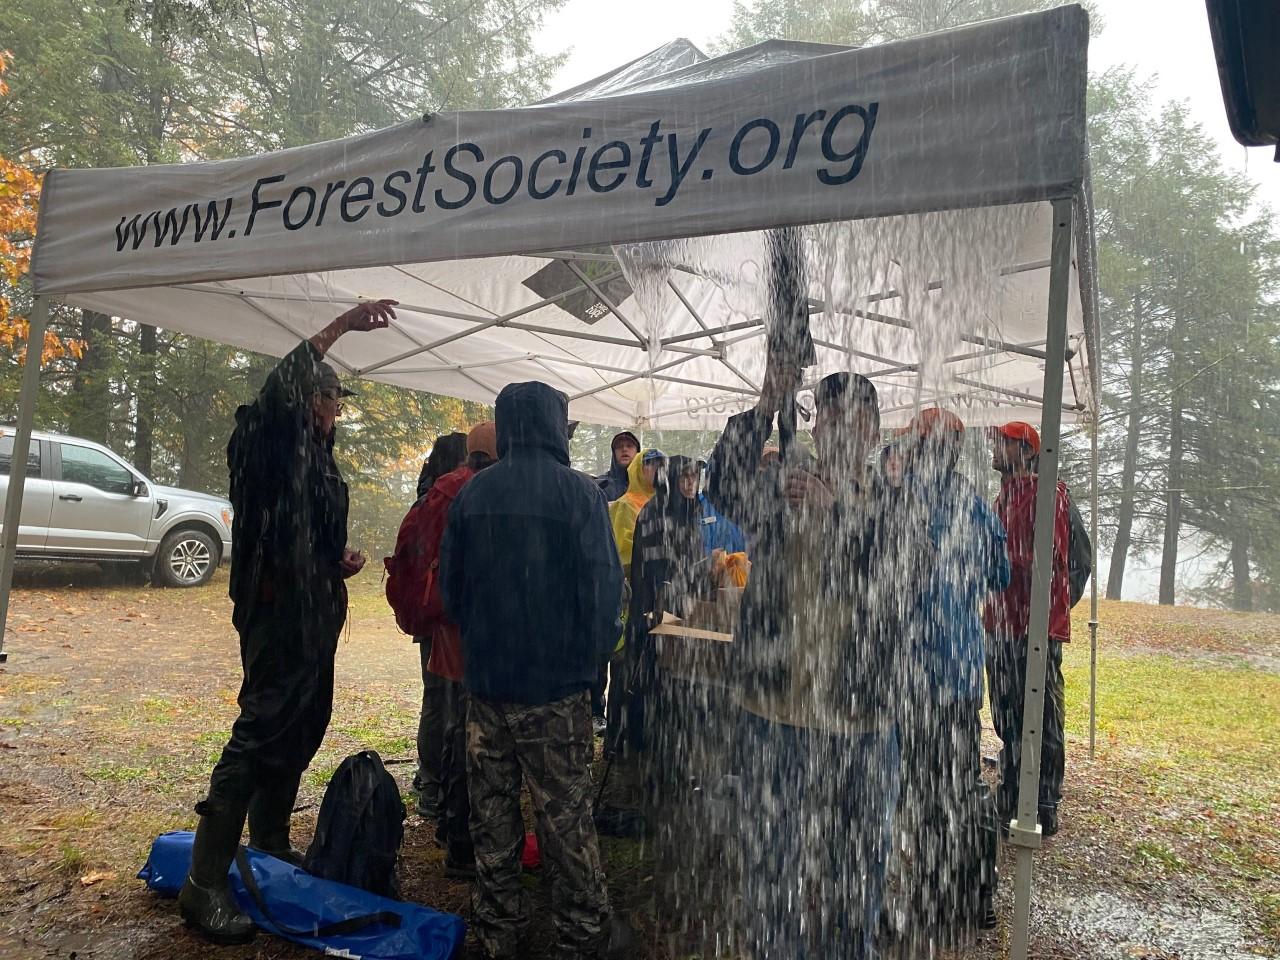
[{"x1": 30, "y1": 6, "x2": 1095, "y2": 428}]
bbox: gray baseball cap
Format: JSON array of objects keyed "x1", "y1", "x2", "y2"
[{"x1": 317, "y1": 361, "x2": 357, "y2": 398}]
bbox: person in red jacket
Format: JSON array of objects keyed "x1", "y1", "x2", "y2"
[
  {"x1": 421, "y1": 421, "x2": 499, "y2": 879},
  {"x1": 983, "y1": 420, "x2": 1071, "y2": 837}
]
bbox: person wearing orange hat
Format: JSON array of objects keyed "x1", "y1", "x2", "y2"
[
  {"x1": 897, "y1": 408, "x2": 1009, "y2": 937},
  {"x1": 983, "y1": 420, "x2": 1073, "y2": 838},
  {"x1": 409, "y1": 421, "x2": 501, "y2": 880}
]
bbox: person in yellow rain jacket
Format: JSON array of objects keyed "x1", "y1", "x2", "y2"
[
  {"x1": 603, "y1": 448, "x2": 665, "y2": 754},
  {"x1": 609, "y1": 448, "x2": 666, "y2": 573}
]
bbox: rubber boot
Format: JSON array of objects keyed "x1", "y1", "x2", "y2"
[
  {"x1": 443, "y1": 841, "x2": 477, "y2": 881},
  {"x1": 247, "y1": 771, "x2": 305, "y2": 866},
  {"x1": 977, "y1": 780, "x2": 1000, "y2": 929},
  {"x1": 1038, "y1": 805, "x2": 1060, "y2": 838},
  {"x1": 178, "y1": 801, "x2": 255, "y2": 945},
  {"x1": 602, "y1": 914, "x2": 635, "y2": 960}
]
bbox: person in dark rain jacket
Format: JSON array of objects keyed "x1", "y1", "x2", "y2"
[
  {"x1": 623, "y1": 456, "x2": 707, "y2": 760},
  {"x1": 440, "y1": 381, "x2": 626, "y2": 960},
  {"x1": 594, "y1": 430, "x2": 641, "y2": 501},
  {"x1": 178, "y1": 300, "x2": 395, "y2": 945}
]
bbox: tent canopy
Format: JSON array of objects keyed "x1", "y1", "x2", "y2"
[
  {"x1": 30, "y1": 5, "x2": 1095, "y2": 430},
  {"x1": 13, "y1": 11, "x2": 1099, "y2": 954}
]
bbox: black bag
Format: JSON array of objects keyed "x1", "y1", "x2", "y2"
[
  {"x1": 1066, "y1": 493, "x2": 1093, "y2": 608},
  {"x1": 304, "y1": 750, "x2": 406, "y2": 899}
]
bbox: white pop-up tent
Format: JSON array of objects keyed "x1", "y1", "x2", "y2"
[{"x1": 3, "y1": 6, "x2": 1099, "y2": 956}]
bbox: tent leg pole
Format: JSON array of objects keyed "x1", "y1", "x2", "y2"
[
  {"x1": 1008, "y1": 198, "x2": 1073, "y2": 960},
  {"x1": 0, "y1": 295, "x2": 49, "y2": 664},
  {"x1": 1089, "y1": 412, "x2": 1099, "y2": 759}
]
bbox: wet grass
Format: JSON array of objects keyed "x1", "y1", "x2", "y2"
[
  {"x1": 1056, "y1": 603, "x2": 1280, "y2": 950},
  {"x1": 0, "y1": 582, "x2": 1277, "y2": 958}
]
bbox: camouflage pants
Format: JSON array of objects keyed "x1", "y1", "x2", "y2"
[{"x1": 467, "y1": 691, "x2": 610, "y2": 960}]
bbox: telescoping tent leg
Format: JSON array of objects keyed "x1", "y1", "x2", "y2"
[
  {"x1": 1008, "y1": 198, "x2": 1073, "y2": 960},
  {"x1": 1089, "y1": 412, "x2": 1099, "y2": 758},
  {"x1": 0, "y1": 295, "x2": 50, "y2": 664}
]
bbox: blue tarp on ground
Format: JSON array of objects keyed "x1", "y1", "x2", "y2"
[{"x1": 139, "y1": 831, "x2": 465, "y2": 960}]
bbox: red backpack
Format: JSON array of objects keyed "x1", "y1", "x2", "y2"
[{"x1": 383, "y1": 467, "x2": 471, "y2": 636}]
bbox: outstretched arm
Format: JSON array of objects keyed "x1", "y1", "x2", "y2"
[
  {"x1": 256, "y1": 300, "x2": 399, "y2": 420},
  {"x1": 309, "y1": 299, "x2": 397, "y2": 355},
  {"x1": 705, "y1": 360, "x2": 797, "y2": 532}
]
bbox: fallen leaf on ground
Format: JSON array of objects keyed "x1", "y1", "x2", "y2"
[{"x1": 79, "y1": 871, "x2": 116, "y2": 886}]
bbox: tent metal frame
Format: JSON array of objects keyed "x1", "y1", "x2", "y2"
[
  {"x1": 164, "y1": 253, "x2": 1087, "y2": 415},
  {"x1": 1007, "y1": 196, "x2": 1072, "y2": 959},
  {"x1": 0, "y1": 178, "x2": 1098, "y2": 960}
]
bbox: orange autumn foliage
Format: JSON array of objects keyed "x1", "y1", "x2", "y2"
[{"x1": 0, "y1": 50, "x2": 84, "y2": 364}]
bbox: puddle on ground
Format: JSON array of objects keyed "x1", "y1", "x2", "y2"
[{"x1": 1052, "y1": 892, "x2": 1271, "y2": 960}]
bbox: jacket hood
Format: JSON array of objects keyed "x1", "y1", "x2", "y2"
[
  {"x1": 625, "y1": 448, "x2": 661, "y2": 501},
  {"x1": 495, "y1": 381, "x2": 569, "y2": 464}
]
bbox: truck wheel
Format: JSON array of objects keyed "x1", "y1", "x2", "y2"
[{"x1": 154, "y1": 529, "x2": 219, "y2": 588}]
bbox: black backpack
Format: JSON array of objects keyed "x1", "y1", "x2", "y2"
[
  {"x1": 304, "y1": 751, "x2": 405, "y2": 899},
  {"x1": 1066, "y1": 492, "x2": 1093, "y2": 608}
]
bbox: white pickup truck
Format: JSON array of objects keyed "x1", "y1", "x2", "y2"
[{"x1": 0, "y1": 427, "x2": 233, "y2": 587}]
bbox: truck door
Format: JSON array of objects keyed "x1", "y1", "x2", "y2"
[
  {"x1": 47, "y1": 441, "x2": 152, "y2": 556},
  {"x1": 0, "y1": 435, "x2": 53, "y2": 551}
]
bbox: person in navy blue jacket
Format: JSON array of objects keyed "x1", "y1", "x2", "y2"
[{"x1": 440, "y1": 381, "x2": 625, "y2": 960}]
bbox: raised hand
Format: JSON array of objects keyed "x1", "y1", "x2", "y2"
[
  {"x1": 784, "y1": 468, "x2": 834, "y2": 510},
  {"x1": 338, "y1": 299, "x2": 398, "y2": 332},
  {"x1": 310, "y1": 299, "x2": 398, "y2": 355},
  {"x1": 756, "y1": 357, "x2": 802, "y2": 417}
]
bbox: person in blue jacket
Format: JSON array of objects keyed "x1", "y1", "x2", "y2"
[
  {"x1": 694, "y1": 459, "x2": 747, "y2": 556},
  {"x1": 897, "y1": 407, "x2": 1010, "y2": 947},
  {"x1": 440, "y1": 381, "x2": 627, "y2": 960}
]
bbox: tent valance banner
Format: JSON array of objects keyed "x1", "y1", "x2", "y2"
[
  {"x1": 31, "y1": 6, "x2": 1087, "y2": 297},
  {"x1": 25, "y1": 6, "x2": 1095, "y2": 431}
]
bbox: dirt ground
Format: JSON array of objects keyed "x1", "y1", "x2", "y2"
[{"x1": 0, "y1": 562, "x2": 1277, "y2": 960}]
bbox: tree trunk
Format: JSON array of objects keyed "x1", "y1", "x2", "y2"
[
  {"x1": 68, "y1": 310, "x2": 113, "y2": 443},
  {"x1": 178, "y1": 441, "x2": 196, "y2": 490},
  {"x1": 1229, "y1": 503, "x2": 1253, "y2": 612},
  {"x1": 1159, "y1": 312, "x2": 1186, "y2": 606},
  {"x1": 1106, "y1": 294, "x2": 1145, "y2": 600},
  {"x1": 135, "y1": 324, "x2": 157, "y2": 477}
]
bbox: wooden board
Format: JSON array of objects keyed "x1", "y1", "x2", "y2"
[
  {"x1": 651, "y1": 613, "x2": 735, "y2": 686},
  {"x1": 648, "y1": 612, "x2": 734, "y2": 643}
]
